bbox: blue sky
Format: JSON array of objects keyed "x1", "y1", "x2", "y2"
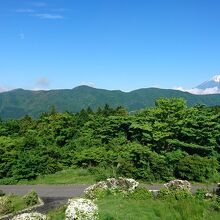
[{"x1": 0, "y1": 0, "x2": 220, "y2": 92}]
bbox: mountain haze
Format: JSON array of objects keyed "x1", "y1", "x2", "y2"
[{"x1": 0, "y1": 86, "x2": 220, "y2": 119}]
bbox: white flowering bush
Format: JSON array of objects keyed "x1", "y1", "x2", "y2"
[
  {"x1": 85, "y1": 177, "x2": 139, "y2": 199},
  {"x1": 12, "y1": 212, "x2": 47, "y2": 220},
  {"x1": 84, "y1": 181, "x2": 108, "y2": 200},
  {"x1": 65, "y1": 198, "x2": 98, "y2": 220},
  {"x1": 164, "y1": 179, "x2": 191, "y2": 191}
]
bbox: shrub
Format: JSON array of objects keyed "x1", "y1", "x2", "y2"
[
  {"x1": 174, "y1": 188, "x2": 193, "y2": 200},
  {"x1": 0, "y1": 196, "x2": 14, "y2": 215},
  {"x1": 157, "y1": 188, "x2": 174, "y2": 200},
  {"x1": 164, "y1": 179, "x2": 191, "y2": 191},
  {"x1": 177, "y1": 156, "x2": 218, "y2": 182},
  {"x1": 0, "y1": 189, "x2": 5, "y2": 197},
  {"x1": 65, "y1": 198, "x2": 99, "y2": 220},
  {"x1": 84, "y1": 178, "x2": 139, "y2": 199},
  {"x1": 210, "y1": 196, "x2": 220, "y2": 211},
  {"x1": 128, "y1": 187, "x2": 153, "y2": 200},
  {"x1": 157, "y1": 188, "x2": 192, "y2": 200},
  {"x1": 23, "y1": 190, "x2": 39, "y2": 206},
  {"x1": 85, "y1": 188, "x2": 108, "y2": 200},
  {"x1": 0, "y1": 178, "x2": 17, "y2": 185},
  {"x1": 195, "y1": 188, "x2": 211, "y2": 200},
  {"x1": 88, "y1": 167, "x2": 116, "y2": 182}
]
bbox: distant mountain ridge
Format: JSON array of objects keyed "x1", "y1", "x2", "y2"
[{"x1": 0, "y1": 86, "x2": 220, "y2": 119}]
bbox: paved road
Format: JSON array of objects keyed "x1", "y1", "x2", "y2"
[
  {"x1": 0, "y1": 184, "x2": 90, "y2": 198},
  {"x1": 1, "y1": 183, "x2": 217, "y2": 198}
]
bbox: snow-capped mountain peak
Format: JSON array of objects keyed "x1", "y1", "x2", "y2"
[
  {"x1": 211, "y1": 75, "x2": 220, "y2": 83},
  {"x1": 196, "y1": 75, "x2": 220, "y2": 91}
]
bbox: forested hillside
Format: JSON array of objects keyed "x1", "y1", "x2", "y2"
[
  {"x1": 0, "y1": 98, "x2": 219, "y2": 184},
  {"x1": 0, "y1": 86, "x2": 220, "y2": 119}
]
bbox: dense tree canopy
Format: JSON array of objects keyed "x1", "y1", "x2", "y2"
[{"x1": 0, "y1": 98, "x2": 219, "y2": 183}]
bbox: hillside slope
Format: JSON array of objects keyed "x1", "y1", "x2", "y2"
[{"x1": 0, "y1": 86, "x2": 220, "y2": 119}]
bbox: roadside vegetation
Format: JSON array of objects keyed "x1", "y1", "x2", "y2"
[
  {"x1": 19, "y1": 167, "x2": 95, "y2": 185},
  {"x1": 47, "y1": 197, "x2": 220, "y2": 220},
  {"x1": 0, "y1": 98, "x2": 220, "y2": 185},
  {"x1": 46, "y1": 178, "x2": 220, "y2": 220},
  {"x1": 0, "y1": 190, "x2": 39, "y2": 217}
]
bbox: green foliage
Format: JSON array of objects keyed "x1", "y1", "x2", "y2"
[
  {"x1": 23, "y1": 190, "x2": 38, "y2": 206},
  {"x1": 177, "y1": 155, "x2": 219, "y2": 182},
  {"x1": 85, "y1": 188, "x2": 109, "y2": 200},
  {"x1": 157, "y1": 188, "x2": 193, "y2": 200},
  {"x1": 0, "y1": 98, "x2": 219, "y2": 183},
  {"x1": 1, "y1": 87, "x2": 220, "y2": 120},
  {"x1": 210, "y1": 196, "x2": 220, "y2": 211},
  {"x1": 96, "y1": 195, "x2": 220, "y2": 220},
  {"x1": 195, "y1": 188, "x2": 211, "y2": 200},
  {"x1": 88, "y1": 167, "x2": 117, "y2": 182},
  {"x1": 47, "y1": 205, "x2": 66, "y2": 220},
  {"x1": 127, "y1": 187, "x2": 153, "y2": 200}
]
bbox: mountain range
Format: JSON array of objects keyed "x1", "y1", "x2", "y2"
[{"x1": 0, "y1": 85, "x2": 220, "y2": 119}]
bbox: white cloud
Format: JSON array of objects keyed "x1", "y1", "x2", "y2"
[
  {"x1": 15, "y1": 8, "x2": 34, "y2": 13},
  {"x1": 174, "y1": 86, "x2": 220, "y2": 95},
  {"x1": 36, "y1": 77, "x2": 50, "y2": 88},
  {"x1": 33, "y1": 13, "x2": 64, "y2": 19},
  {"x1": 51, "y1": 8, "x2": 69, "y2": 12},
  {"x1": 32, "y1": 2, "x2": 47, "y2": 7}
]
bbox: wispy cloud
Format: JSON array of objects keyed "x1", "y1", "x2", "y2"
[
  {"x1": 32, "y1": 2, "x2": 47, "y2": 7},
  {"x1": 18, "y1": 30, "x2": 25, "y2": 40},
  {"x1": 174, "y1": 86, "x2": 220, "y2": 95},
  {"x1": 36, "y1": 77, "x2": 50, "y2": 88},
  {"x1": 14, "y1": 2, "x2": 66, "y2": 20},
  {"x1": 33, "y1": 13, "x2": 64, "y2": 19},
  {"x1": 15, "y1": 8, "x2": 34, "y2": 13},
  {"x1": 50, "y1": 8, "x2": 69, "y2": 12}
]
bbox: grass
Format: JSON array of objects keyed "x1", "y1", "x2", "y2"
[
  {"x1": 47, "y1": 195, "x2": 220, "y2": 220},
  {"x1": 97, "y1": 196, "x2": 220, "y2": 220},
  {"x1": 16, "y1": 166, "x2": 220, "y2": 185},
  {"x1": 0, "y1": 194, "x2": 39, "y2": 217},
  {"x1": 47, "y1": 205, "x2": 66, "y2": 220},
  {"x1": 19, "y1": 167, "x2": 96, "y2": 185},
  {"x1": 10, "y1": 195, "x2": 29, "y2": 213}
]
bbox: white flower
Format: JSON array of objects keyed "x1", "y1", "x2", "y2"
[
  {"x1": 164, "y1": 179, "x2": 191, "y2": 191},
  {"x1": 65, "y1": 198, "x2": 98, "y2": 220},
  {"x1": 84, "y1": 178, "x2": 139, "y2": 199},
  {"x1": 12, "y1": 212, "x2": 47, "y2": 220}
]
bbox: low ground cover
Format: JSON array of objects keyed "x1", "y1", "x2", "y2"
[
  {"x1": 0, "y1": 190, "x2": 39, "y2": 217},
  {"x1": 18, "y1": 168, "x2": 95, "y2": 185},
  {"x1": 47, "y1": 194, "x2": 220, "y2": 220},
  {"x1": 46, "y1": 179, "x2": 220, "y2": 220}
]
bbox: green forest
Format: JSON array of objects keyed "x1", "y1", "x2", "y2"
[
  {"x1": 1, "y1": 86, "x2": 220, "y2": 120},
  {"x1": 0, "y1": 98, "x2": 220, "y2": 184}
]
